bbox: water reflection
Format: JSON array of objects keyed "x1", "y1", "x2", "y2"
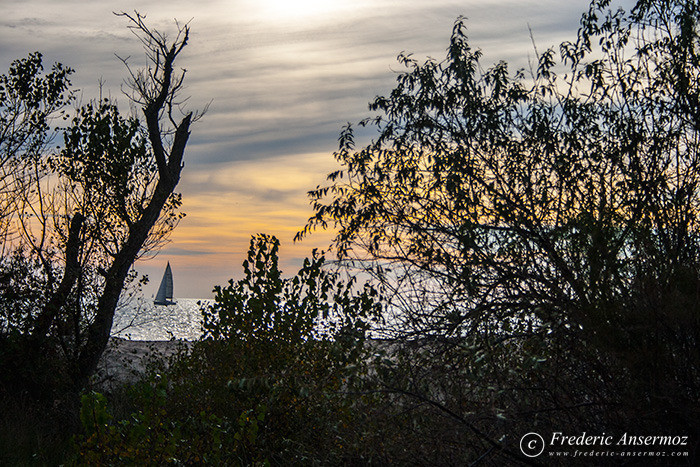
[{"x1": 112, "y1": 298, "x2": 210, "y2": 341}]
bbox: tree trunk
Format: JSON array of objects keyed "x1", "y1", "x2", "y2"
[{"x1": 74, "y1": 110, "x2": 191, "y2": 387}]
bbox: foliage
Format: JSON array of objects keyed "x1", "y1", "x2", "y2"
[
  {"x1": 79, "y1": 391, "x2": 112, "y2": 436},
  {"x1": 0, "y1": 52, "x2": 72, "y2": 239},
  {"x1": 0, "y1": 12, "x2": 197, "y2": 400},
  {"x1": 56, "y1": 99, "x2": 183, "y2": 252},
  {"x1": 0, "y1": 54, "x2": 71, "y2": 341},
  {"x1": 300, "y1": 0, "x2": 700, "y2": 462},
  {"x1": 0, "y1": 248, "x2": 49, "y2": 335},
  {"x1": 202, "y1": 233, "x2": 379, "y2": 345},
  {"x1": 75, "y1": 235, "x2": 384, "y2": 464},
  {"x1": 75, "y1": 379, "x2": 269, "y2": 465},
  {"x1": 0, "y1": 390, "x2": 78, "y2": 465}
]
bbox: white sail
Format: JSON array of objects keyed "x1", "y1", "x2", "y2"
[{"x1": 154, "y1": 262, "x2": 175, "y2": 305}]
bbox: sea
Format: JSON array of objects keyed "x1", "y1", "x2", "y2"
[
  {"x1": 112, "y1": 298, "x2": 210, "y2": 341},
  {"x1": 112, "y1": 297, "x2": 396, "y2": 341}
]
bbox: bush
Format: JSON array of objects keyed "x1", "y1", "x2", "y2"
[{"x1": 74, "y1": 235, "x2": 383, "y2": 464}]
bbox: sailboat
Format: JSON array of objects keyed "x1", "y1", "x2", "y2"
[{"x1": 154, "y1": 262, "x2": 176, "y2": 305}]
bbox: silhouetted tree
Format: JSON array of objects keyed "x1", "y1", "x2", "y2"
[
  {"x1": 0, "y1": 52, "x2": 73, "y2": 245},
  {"x1": 0, "y1": 12, "x2": 201, "y2": 397},
  {"x1": 300, "y1": 0, "x2": 700, "y2": 461}
]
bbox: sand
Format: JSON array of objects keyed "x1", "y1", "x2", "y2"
[{"x1": 93, "y1": 337, "x2": 191, "y2": 392}]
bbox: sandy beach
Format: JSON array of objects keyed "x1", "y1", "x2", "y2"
[{"x1": 93, "y1": 338, "x2": 192, "y2": 391}]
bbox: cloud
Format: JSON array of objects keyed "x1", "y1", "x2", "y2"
[
  {"x1": 1, "y1": 0, "x2": 598, "y2": 297},
  {"x1": 158, "y1": 247, "x2": 210, "y2": 256}
]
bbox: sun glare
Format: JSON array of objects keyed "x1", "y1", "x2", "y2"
[{"x1": 259, "y1": 0, "x2": 352, "y2": 21}]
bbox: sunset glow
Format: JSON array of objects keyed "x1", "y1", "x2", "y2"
[{"x1": 0, "y1": 0, "x2": 592, "y2": 297}]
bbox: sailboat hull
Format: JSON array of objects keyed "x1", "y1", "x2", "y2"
[{"x1": 154, "y1": 299, "x2": 176, "y2": 306}]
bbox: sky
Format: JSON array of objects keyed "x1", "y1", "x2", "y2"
[{"x1": 1, "y1": 0, "x2": 596, "y2": 298}]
